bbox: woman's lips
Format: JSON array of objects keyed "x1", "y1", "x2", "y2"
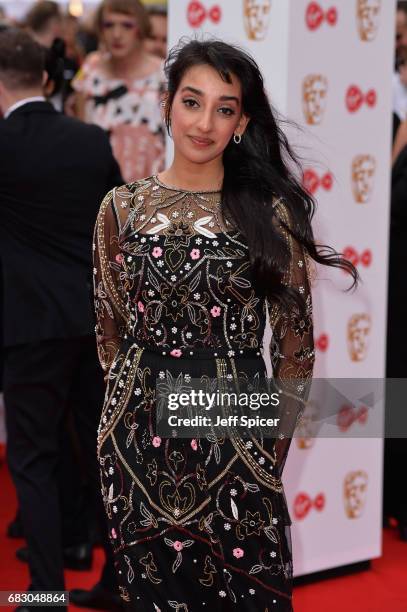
[{"x1": 189, "y1": 136, "x2": 214, "y2": 147}]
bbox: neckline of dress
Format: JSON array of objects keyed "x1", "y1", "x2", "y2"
[{"x1": 153, "y1": 174, "x2": 222, "y2": 195}]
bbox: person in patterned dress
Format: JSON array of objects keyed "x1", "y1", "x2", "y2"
[
  {"x1": 72, "y1": 0, "x2": 166, "y2": 183},
  {"x1": 93, "y1": 40, "x2": 357, "y2": 611}
]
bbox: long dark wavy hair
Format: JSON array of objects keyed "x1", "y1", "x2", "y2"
[{"x1": 163, "y1": 39, "x2": 359, "y2": 315}]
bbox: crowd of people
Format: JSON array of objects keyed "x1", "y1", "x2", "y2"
[{"x1": 0, "y1": 0, "x2": 406, "y2": 610}]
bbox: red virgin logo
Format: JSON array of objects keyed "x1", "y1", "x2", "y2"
[
  {"x1": 343, "y1": 247, "x2": 372, "y2": 269},
  {"x1": 315, "y1": 333, "x2": 329, "y2": 352},
  {"x1": 303, "y1": 169, "x2": 333, "y2": 194},
  {"x1": 337, "y1": 405, "x2": 368, "y2": 432},
  {"x1": 294, "y1": 492, "x2": 326, "y2": 520},
  {"x1": 346, "y1": 86, "x2": 377, "y2": 113},
  {"x1": 187, "y1": 1, "x2": 222, "y2": 28},
  {"x1": 305, "y1": 2, "x2": 338, "y2": 30}
]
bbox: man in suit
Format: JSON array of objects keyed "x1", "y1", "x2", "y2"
[{"x1": 0, "y1": 29, "x2": 123, "y2": 610}]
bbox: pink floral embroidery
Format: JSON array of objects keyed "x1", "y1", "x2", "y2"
[
  {"x1": 210, "y1": 306, "x2": 221, "y2": 317},
  {"x1": 233, "y1": 547, "x2": 244, "y2": 559},
  {"x1": 191, "y1": 439, "x2": 198, "y2": 451},
  {"x1": 137, "y1": 301, "x2": 144, "y2": 312},
  {"x1": 111, "y1": 528, "x2": 117, "y2": 539},
  {"x1": 170, "y1": 349, "x2": 182, "y2": 357},
  {"x1": 190, "y1": 248, "x2": 200, "y2": 260},
  {"x1": 152, "y1": 436, "x2": 161, "y2": 447},
  {"x1": 115, "y1": 253, "x2": 124, "y2": 264},
  {"x1": 152, "y1": 246, "x2": 163, "y2": 258},
  {"x1": 173, "y1": 541, "x2": 183, "y2": 551}
]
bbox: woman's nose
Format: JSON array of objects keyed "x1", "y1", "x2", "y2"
[{"x1": 197, "y1": 110, "x2": 213, "y2": 132}]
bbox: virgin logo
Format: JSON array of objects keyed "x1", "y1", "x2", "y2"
[
  {"x1": 305, "y1": 2, "x2": 338, "y2": 30},
  {"x1": 316, "y1": 333, "x2": 329, "y2": 352},
  {"x1": 187, "y1": 1, "x2": 222, "y2": 28},
  {"x1": 343, "y1": 247, "x2": 372, "y2": 268},
  {"x1": 337, "y1": 404, "x2": 368, "y2": 432},
  {"x1": 303, "y1": 169, "x2": 333, "y2": 194},
  {"x1": 346, "y1": 86, "x2": 377, "y2": 113},
  {"x1": 294, "y1": 492, "x2": 326, "y2": 520}
]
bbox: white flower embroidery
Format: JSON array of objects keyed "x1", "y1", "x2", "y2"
[
  {"x1": 171, "y1": 327, "x2": 177, "y2": 333},
  {"x1": 159, "y1": 371, "x2": 165, "y2": 379},
  {"x1": 219, "y1": 591, "x2": 226, "y2": 598},
  {"x1": 134, "y1": 388, "x2": 142, "y2": 396},
  {"x1": 193, "y1": 293, "x2": 201, "y2": 300},
  {"x1": 224, "y1": 523, "x2": 231, "y2": 530},
  {"x1": 230, "y1": 489, "x2": 237, "y2": 497}
]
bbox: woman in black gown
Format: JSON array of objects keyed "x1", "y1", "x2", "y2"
[{"x1": 93, "y1": 40, "x2": 357, "y2": 611}]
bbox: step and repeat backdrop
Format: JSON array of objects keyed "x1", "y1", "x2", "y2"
[{"x1": 168, "y1": 0, "x2": 394, "y2": 576}]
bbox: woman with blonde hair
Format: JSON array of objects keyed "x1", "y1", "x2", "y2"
[{"x1": 72, "y1": 0, "x2": 165, "y2": 182}]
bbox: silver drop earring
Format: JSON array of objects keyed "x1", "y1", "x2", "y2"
[{"x1": 233, "y1": 133, "x2": 242, "y2": 144}]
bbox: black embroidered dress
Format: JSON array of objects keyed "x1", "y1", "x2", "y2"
[{"x1": 93, "y1": 176, "x2": 315, "y2": 612}]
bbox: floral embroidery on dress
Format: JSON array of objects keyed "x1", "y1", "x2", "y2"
[{"x1": 93, "y1": 176, "x2": 315, "y2": 611}]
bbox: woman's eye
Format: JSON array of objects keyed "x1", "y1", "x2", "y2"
[
  {"x1": 182, "y1": 98, "x2": 199, "y2": 108},
  {"x1": 219, "y1": 107, "x2": 235, "y2": 116}
]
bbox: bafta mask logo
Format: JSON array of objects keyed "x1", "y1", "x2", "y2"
[
  {"x1": 347, "y1": 313, "x2": 371, "y2": 362},
  {"x1": 243, "y1": 0, "x2": 272, "y2": 41},
  {"x1": 302, "y1": 75, "x2": 328, "y2": 125},
  {"x1": 344, "y1": 470, "x2": 368, "y2": 518},
  {"x1": 296, "y1": 400, "x2": 320, "y2": 449},
  {"x1": 357, "y1": 0, "x2": 381, "y2": 42},
  {"x1": 351, "y1": 155, "x2": 376, "y2": 204}
]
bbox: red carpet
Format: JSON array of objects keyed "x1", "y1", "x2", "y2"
[{"x1": 1, "y1": 457, "x2": 406, "y2": 611}]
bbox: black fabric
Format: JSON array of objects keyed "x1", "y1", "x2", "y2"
[
  {"x1": 0, "y1": 101, "x2": 123, "y2": 347},
  {"x1": 4, "y1": 336, "x2": 115, "y2": 592},
  {"x1": 384, "y1": 143, "x2": 407, "y2": 525}
]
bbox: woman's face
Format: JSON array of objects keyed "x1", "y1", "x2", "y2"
[
  {"x1": 168, "y1": 64, "x2": 249, "y2": 166},
  {"x1": 101, "y1": 10, "x2": 140, "y2": 59}
]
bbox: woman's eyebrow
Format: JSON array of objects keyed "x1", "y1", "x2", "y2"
[{"x1": 181, "y1": 86, "x2": 239, "y2": 104}]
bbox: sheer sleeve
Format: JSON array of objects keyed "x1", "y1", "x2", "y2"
[
  {"x1": 93, "y1": 188, "x2": 129, "y2": 372},
  {"x1": 267, "y1": 201, "x2": 315, "y2": 472}
]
